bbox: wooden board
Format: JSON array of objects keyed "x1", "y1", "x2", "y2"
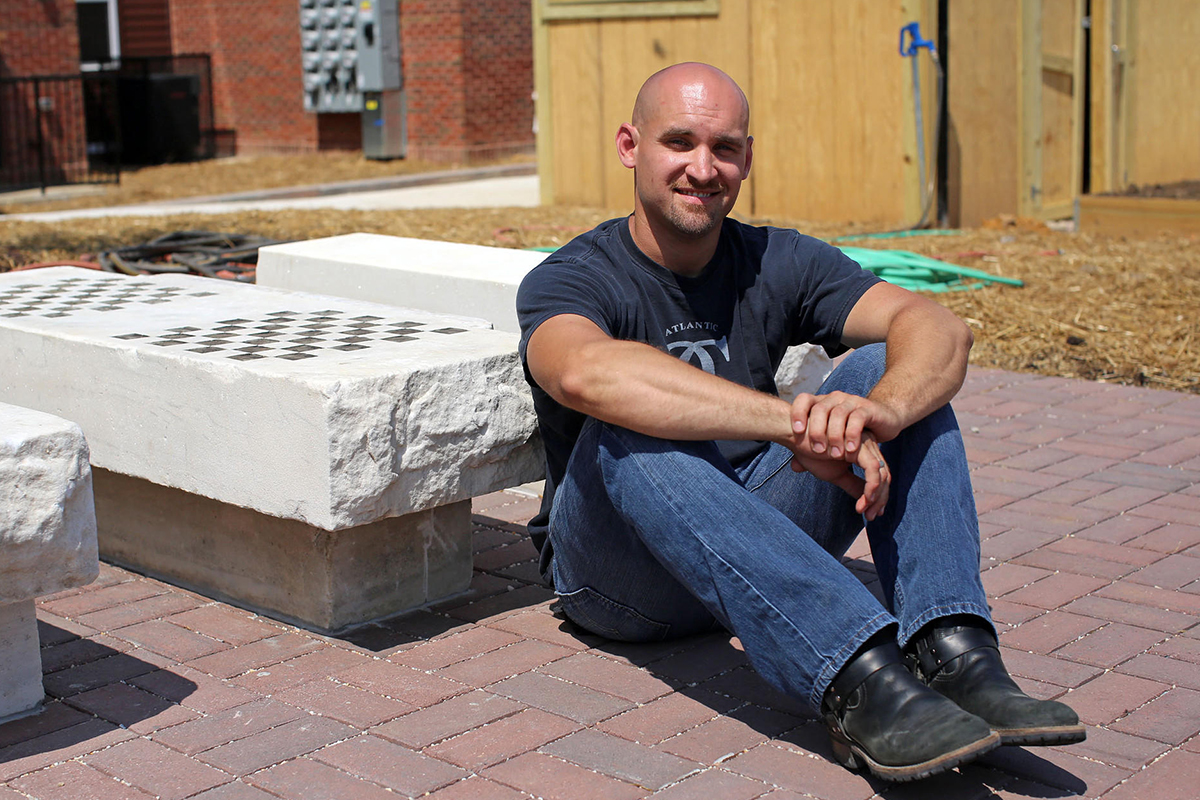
[
  {"x1": 1122, "y1": 0, "x2": 1200, "y2": 186},
  {"x1": 1078, "y1": 194, "x2": 1200, "y2": 236},
  {"x1": 749, "y1": 0, "x2": 933, "y2": 225},
  {"x1": 946, "y1": 1, "x2": 1019, "y2": 227}
]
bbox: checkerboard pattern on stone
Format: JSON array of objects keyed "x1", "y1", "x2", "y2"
[
  {"x1": 114, "y1": 310, "x2": 469, "y2": 362},
  {"x1": 0, "y1": 276, "x2": 217, "y2": 318}
]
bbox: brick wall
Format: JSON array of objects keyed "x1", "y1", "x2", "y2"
[
  {"x1": 461, "y1": 0, "x2": 533, "y2": 161},
  {"x1": 0, "y1": 1, "x2": 87, "y2": 188},
  {"x1": 400, "y1": 0, "x2": 534, "y2": 162},
  {"x1": 0, "y1": 0, "x2": 81, "y2": 77},
  {"x1": 160, "y1": 0, "x2": 532, "y2": 159},
  {"x1": 168, "y1": 0, "x2": 319, "y2": 154}
]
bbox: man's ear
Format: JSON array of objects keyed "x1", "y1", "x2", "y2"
[
  {"x1": 742, "y1": 135, "x2": 754, "y2": 180},
  {"x1": 616, "y1": 123, "x2": 638, "y2": 169}
]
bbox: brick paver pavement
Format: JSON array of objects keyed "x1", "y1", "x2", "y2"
[{"x1": 3, "y1": 367, "x2": 1199, "y2": 799}]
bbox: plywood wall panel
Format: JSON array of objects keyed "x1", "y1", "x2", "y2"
[
  {"x1": 546, "y1": 21, "x2": 606, "y2": 207},
  {"x1": 946, "y1": 1, "x2": 1019, "y2": 227},
  {"x1": 750, "y1": 0, "x2": 928, "y2": 225},
  {"x1": 1125, "y1": 0, "x2": 1200, "y2": 185}
]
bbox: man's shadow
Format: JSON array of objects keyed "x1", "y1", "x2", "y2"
[{"x1": 585, "y1": 554, "x2": 1090, "y2": 799}]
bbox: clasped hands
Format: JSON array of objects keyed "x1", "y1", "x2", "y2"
[{"x1": 787, "y1": 391, "x2": 903, "y2": 521}]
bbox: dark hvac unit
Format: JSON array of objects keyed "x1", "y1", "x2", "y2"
[{"x1": 118, "y1": 73, "x2": 202, "y2": 164}]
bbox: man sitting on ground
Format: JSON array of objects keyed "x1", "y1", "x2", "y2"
[{"x1": 516, "y1": 62, "x2": 1083, "y2": 782}]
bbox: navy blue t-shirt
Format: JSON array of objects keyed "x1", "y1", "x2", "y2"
[{"x1": 516, "y1": 216, "x2": 880, "y2": 580}]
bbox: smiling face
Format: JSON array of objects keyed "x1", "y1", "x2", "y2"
[{"x1": 617, "y1": 64, "x2": 753, "y2": 268}]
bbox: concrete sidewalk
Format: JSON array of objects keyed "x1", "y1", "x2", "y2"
[
  {"x1": 2, "y1": 366, "x2": 1199, "y2": 799},
  {"x1": 2, "y1": 164, "x2": 540, "y2": 223}
]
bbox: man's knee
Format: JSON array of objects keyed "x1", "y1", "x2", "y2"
[{"x1": 820, "y1": 343, "x2": 887, "y2": 396}]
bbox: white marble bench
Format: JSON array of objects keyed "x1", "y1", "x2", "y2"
[
  {"x1": 0, "y1": 267, "x2": 542, "y2": 633},
  {"x1": 257, "y1": 233, "x2": 835, "y2": 399},
  {"x1": 1, "y1": 402, "x2": 98, "y2": 722}
]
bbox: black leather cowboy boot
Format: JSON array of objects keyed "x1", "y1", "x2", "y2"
[
  {"x1": 907, "y1": 619, "x2": 1086, "y2": 746},
  {"x1": 822, "y1": 639, "x2": 1000, "y2": 782}
]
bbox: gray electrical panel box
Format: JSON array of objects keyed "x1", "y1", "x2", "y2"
[
  {"x1": 362, "y1": 90, "x2": 406, "y2": 159},
  {"x1": 299, "y1": 0, "x2": 401, "y2": 113}
]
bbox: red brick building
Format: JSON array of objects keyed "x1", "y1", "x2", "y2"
[
  {"x1": 0, "y1": 1, "x2": 90, "y2": 187},
  {"x1": 0, "y1": 0, "x2": 534, "y2": 163}
]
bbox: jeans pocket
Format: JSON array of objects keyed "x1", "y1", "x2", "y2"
[{"x1": 556, "y1": 585, "x2": 673, "y2": 642}]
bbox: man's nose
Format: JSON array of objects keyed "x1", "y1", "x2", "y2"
[{"x1": 687, "y1": 148, "x2": 717, "y2": 183}]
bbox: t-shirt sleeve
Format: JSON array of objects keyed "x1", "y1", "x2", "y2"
[
  {"x1": 787, "y1": 235, "x2": 882, "y2": 355},
  {"x1": 516, "y1": 256, "x2": 622, "y2": 361}
]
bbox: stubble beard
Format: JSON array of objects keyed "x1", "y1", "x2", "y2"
[
  {"x1": 641, "y1": 184, "x2": 725, "y2": 239},
  {"x1": 663, "y1": 198, "x2": 723, "y2": 238}
]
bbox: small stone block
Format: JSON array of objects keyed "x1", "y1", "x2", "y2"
[{"x1": 0, "y1": 402, "x2": 98, "y2": 603}]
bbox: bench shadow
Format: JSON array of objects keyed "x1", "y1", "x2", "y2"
[{"x1": 0, "y1": 620, "x2": 198, "y2": 764}]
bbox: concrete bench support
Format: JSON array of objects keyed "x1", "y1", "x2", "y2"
[
  {"x1": 0, "y1": 268, "x2": 541, "y2": 633},
  {"x1": 94, "y1": 471, "x2": 469, "y2": 632},
  {"x1": 258, "y1": 233, "x2": 835, "y2": 399},
  {"x1": 1, "y1": 402, "x2": 98, "y2": 722}
]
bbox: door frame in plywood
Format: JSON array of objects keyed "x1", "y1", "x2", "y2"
[{"x1": 1017, "y1": 0, "x2": 1087, "y2": 219}]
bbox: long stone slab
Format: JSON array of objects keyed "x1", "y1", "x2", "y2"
[
  {"x1": 259, "y1": 233, "x2": 544, "y2": 334},
  {"x1": 0, "y1": 402, "x2": 97, "y2": 722},
  {"x1": 0, "y1": 267, "x2": 543, "y2": 631},
  {"x1": 256, "y1": 233, "x2": 834, "y2": 399},
  {"x1": 0, "y1": 267, "x2": 541, "y2": 531}
]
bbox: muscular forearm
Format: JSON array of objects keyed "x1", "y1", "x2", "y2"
[{"x1": 554, "y1": 336, "x2": 795, "y2": 444}]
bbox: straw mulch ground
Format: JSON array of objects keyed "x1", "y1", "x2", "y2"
[{"x1": 1, "y1": 158, "x2": 1196, "y2": 394}]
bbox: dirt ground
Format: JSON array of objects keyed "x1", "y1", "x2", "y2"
[{"x1": 1, "y1": 156, "x2": 1196, "y2": 395}]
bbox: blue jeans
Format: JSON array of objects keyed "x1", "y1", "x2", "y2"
[{"x1": 547, "y1": 344, "x2": 992, "y2": 711}]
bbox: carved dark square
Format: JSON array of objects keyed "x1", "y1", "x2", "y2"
[
  {"x1": 115, "y1": 333, "x2": 148, "y2": 340},
  {"x1": 384, "y1": 335, "x2": 416, "y2": 343},
  {"x1": 433, "y1": 327, "x2": 467, "y2": 335},
  {"x1": 277, "y1": 352, "x2": 317, "y2": 360},
  {"x1": 230, "y1": 353, "x2": 265, "y2": 361},
  {"x1": 188, "y1": 346, "x2": 226, "y2": 353},
  {"x1": 333, "y1": 344, "x2": 368, "y2": 351}
]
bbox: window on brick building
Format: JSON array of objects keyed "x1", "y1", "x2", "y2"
[{"x1": 77, "y1": 0, "x2": 121, "y2": 69}]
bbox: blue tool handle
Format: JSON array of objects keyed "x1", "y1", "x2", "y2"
[{"x1": 899, "y1": 22, "x2": 936, "y2": 56}]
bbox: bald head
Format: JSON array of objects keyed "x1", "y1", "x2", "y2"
[{"x1": 631, "y1": 62, "x2": 749, "y2": 130}]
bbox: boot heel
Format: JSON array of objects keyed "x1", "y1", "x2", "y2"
[{"x1": 827, "y1": 728, "x2": 860, "y2": 770}]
